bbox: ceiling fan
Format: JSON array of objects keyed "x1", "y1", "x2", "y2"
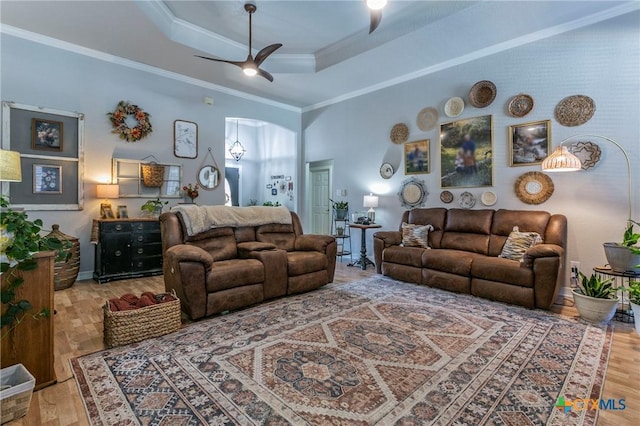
[
  {"x1": 367, "y1": 0, "x2": 388, "y2": 34},
  {"x1": 195, "y1": 1, "x2": 282, "y2": 82}
]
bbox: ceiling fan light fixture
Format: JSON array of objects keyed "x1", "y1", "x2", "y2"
[
  {"x1": 366, "y1": 0, "x2": 387, "y2": 11},
  {"x1": 242, "y1": 65, "x2": 258, "y2": 77}
]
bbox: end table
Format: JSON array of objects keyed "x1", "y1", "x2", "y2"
[{"x1": 348, "y1": 223, "x2": 382, "y2": 270}]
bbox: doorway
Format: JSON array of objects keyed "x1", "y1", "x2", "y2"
[
  {"x1": 225, "y1": 166, "x2": 240, "y2": 206},
  {"x1": 308, "y1": 160, "x2": 332, "y2": 235}
]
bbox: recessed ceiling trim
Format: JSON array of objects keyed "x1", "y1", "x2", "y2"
[{"x1": 1, "y1": 25, "x2": 300, "y2": 113}]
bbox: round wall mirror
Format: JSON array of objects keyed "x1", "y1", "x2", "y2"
[{"x1": 197, "y1": 165, "x2": 220, "y2": 190}]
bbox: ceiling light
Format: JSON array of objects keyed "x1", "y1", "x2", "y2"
[
  {"x1": 367, "y1": 0, "x2": 387, "y2": 11},
  {"x1": 229, "y1": 120, "x2": 246, "y2": 162},
  {"x1": 242, "y1": 64, "x2": 258, "y2": 77}
]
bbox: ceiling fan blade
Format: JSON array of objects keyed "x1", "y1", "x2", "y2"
[
  {"x1": 195, "y1": 55, "x2": 246, "y2": 68},
  {"x1": 257, "y1": 68, "x2": 274, "y2": 83},
  {"x1": 254, "y1": 43, "x2": 283, "y2": 66},
  {"x1": 369, "y1": 9, "x2": 382, "y2": 34}
]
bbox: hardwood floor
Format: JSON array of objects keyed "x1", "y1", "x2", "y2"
[{"x1": 6, "y1": 261, "x2": 639, "y2": 425}]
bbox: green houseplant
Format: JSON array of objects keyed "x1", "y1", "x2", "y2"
[
  {"x1": 627, "y1": 280, "x2": 640, "y2": 335},
  {"x1": 1, "y1": 196, "x2": 69, "y2": 337},
  {"x1": 572, "y1": 272, "x2": 619, "y2": 323},
  {"x1": 330, "y1": 199, "x2": 349, "y2": 220},
  {"x1": 141, "y1": 197, "x2": 168, "y2": 217},
  {"x1": 603, "y1": 219, "x2": 640, "y2": 274}
]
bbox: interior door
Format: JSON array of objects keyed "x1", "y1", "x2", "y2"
[{"x1": 310, "y1": 167, "x2": 330, "y2": 235}]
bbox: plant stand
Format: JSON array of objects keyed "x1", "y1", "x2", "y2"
[{"x1": 593, "y1": 266, "x2": 639, "y2": 323}]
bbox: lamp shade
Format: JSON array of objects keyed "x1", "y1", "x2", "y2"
[
  {"x1": 541, "y1": 146, "x2": 582, "y2": 172},
  {"x1": 363, "y1": 193, "x2": 379, "y2": 208},
  {"x1": 0, "y1": 149, "x2": 23, "y2": 182},
  {"x1": 96, "y1": 184, "x2": 119, "y2": 199}
]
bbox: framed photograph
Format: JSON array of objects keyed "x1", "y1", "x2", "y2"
[
  {"x1": 440, "y1": 115, "x2": 493, "y2": 188},
  {"x1": 117, "y1": 205, "x2": 128, "y2": 219},
  {"x1": 509, "y1": 119, "x2": 551, "y2": 166},
  {"x1": 173, "y1": 120, "x2": 198, "y2": 159},
  {"x1": 100, "y1": 203, "x2": 115, "y2": 219},
  {"x1": 271, "y1": 188, "x2": 278, "y2": 196},
  {"x1": 404, "y1": 139, "x2": 430, "y2": 174},
  {"x1": 31, "y1": 118, "x2": 63, "y2": 151},
  {"x1": 33, "y1": 164, "x2": 62, "y2": 194}
]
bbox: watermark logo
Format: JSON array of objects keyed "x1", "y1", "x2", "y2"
[{"x1": 555, "y1": 396, "x2": 626, "y2": 413}]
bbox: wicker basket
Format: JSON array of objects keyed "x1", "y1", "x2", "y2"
[
  {"x1": 47, "y1": 224, "x2": 80, "y2": 291},
  {"x1": 103, "y1": 292, "x2": 181, "y2": 348},
  {"x1": 140, "y1": 162, "x2": 165, "y2": 188},
  {"x1": 0, "y1": 364, "x2": 35, "y2": 424}
]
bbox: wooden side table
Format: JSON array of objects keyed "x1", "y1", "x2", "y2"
[{"x1": 348, "y1": 223, "x2": 382, "y2": 270}]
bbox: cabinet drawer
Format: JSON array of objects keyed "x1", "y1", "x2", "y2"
[
  {"x1": 101, "y1": 222, "x2": 132, "y2": 233},
  {"x1": 131, "y1": 231, "x2": 161, "y2": 244},
  {"x1": 131, "y1": 221, "x2": 160, "y2": 233},
  {"x1": 132, "y1": 255, "x2": 163, "y2": 272},
  {"x1": 132, "y1": 242, "x2": 163, "y2": 257}
]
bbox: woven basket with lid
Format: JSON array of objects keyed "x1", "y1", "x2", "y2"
[{"x1": 46, "y1": 224, "x2": 80, "y2": 291}]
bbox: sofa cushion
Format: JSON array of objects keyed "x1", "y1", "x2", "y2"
[
  {"x1": 401, "y1": 223, "x2": 433, "y2": 248},
  {"x1": 499, "y1": 226, "x2": 543, "y2": 261},
  {"x1": 471, "y1": 256, "x2": 534, "y2": 287},
  {"x1": 422, "y1": 249, "x2": 483, "y2": 276},
  {"x1": 384, "y1": 245, "x2": 424, "y2": 268},
  {"x1": 206, "y1": 258, "x2": 264, "y2": 292},
  {"x1": 188, "y1": 232, "x2": 237, "y2": 261},
  {"x1": 488, "y1": 209, "x2": 550, "y2": 256},
  {"x1": 407, "y1": 208, "x2": 447, "y2": 248},
  {"x1": 440, "y1": 209, "x2": 493, "y2": 254},
  {"x1": 257, "y1": 223, "x2": 296, "y2": 251},
  {"x1": 287, "y1": 251, "x2": 328, "y2": 277}
]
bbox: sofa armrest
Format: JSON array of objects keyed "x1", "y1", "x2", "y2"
[
  {"x1": 521, "y1": 244, "x2": 564, "y2": 268},
  {"x1": 163, "y1": 244, "x2": 213, "y2": 320},
  {"x1": 295, "y1": 234, "x2": 335, "y2": 252},
  {"x1": 373, "y1": 231, "x2": 402, "y2": 273}
]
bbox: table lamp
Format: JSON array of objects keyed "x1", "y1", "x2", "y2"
[
  {"x1": 0, "y1": 149, "x2": 23, "y2": 182},
  {"x1": 363, "y1": 193, "x2": 379, "y2": 223},
  {"x1": 96, "y1": 184, "x2": 119, "y2": 219}
]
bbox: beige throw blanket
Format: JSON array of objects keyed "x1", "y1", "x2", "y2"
[{"x1": 172, "y1": 205, "x2": 292, "y2": 236}]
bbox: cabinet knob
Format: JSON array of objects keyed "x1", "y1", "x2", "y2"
[
  {"x1": 136, "y1": 261, "x2": 144, "y2": 267},
  {"x1": 115, "y1": 250, "x2": 122, "y2": 257},
  {"x1": 137, "y1": 224, "x2": 144, "y2": 230},
  {"x1": 137, "y1": 236, "x2": 144, "y2": 242},
  {"x1": 115, "y1": 224, "x2": 122, "y2": 231},
  {"x1": 137, "y1": 248, "x2": 144, "y2": 254}
]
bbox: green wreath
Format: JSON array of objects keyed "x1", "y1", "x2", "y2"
[{"x1": 107, "y1": 101, "x2": 152, "y2": 142}]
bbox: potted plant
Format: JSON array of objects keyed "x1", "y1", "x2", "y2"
[
  {"x1": 603, "y1": 219, "x2": 640, "y2": 274},
  {"x1": 330, "y1": 199, "x2": 349, "y2": 220},
  {"x1": 336, "y1": 226, "x2": 344, "y2": 236},
  {"x1": 572, "y1": 271, "x2": 620, "y2": 323},
  {"x1": 627, "y1": 280, "x2": 640, "y2": 335},
  {"x1": 140, "y1": 198, "x2": 168, "y2": 217}
]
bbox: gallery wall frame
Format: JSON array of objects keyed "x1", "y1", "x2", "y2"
[
  {"x1": 404, "y1": 139, "x2": 430, "y2": 175},
  {"x1": 2, "y1": 101, "x2": 84, "y2": 210},
  {"x1": 508, "y1": 119, "x2": 551, "y2": 166},
  {"x1": 173, "y1": 119, "x2": 198, "y2": 159},
  {"x1": 439, "y1": 114, "x2": 493, "y2": 189}
]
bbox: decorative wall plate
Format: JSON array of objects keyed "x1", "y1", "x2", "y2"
[
  {"x1": 458, "y1": 191, "x2": 476, "y2": 209},
  {"x1": 390, "y1": 123, "x2": 409, "y2": 144},
  {"x1": 398, "y1": 177, "x2": 428, "y2": 209},
  {"x1": 507, "y1": 94, "x2": 534, "y2": 117},
  {"x1": 468, "y1": 80, "x2": 497, "y2": 108},
  {"x1": 555, "y1": 95, "x2": 595, "y2": 126},
  {"x1": 380, "y1": 162, "x2": 394, "y2": 179},
  {"x1": 480, "y1": 191, "x2": 497, "y2": 206},
  {"x1": 568, "y1": 140, "x2": 601, "y2": 170},
  {"x1": 440, "y1": 190, "x2": 454, "y2": 204},
  {"x1": 444, "y1": 97, "x2": 465, "y2": 117},
  {"x1": 416, "y1": 107, "x2": 438, "y2": 131},
  {"x1": 514, "y1": 171, "x2": 554, "y2": 204}
]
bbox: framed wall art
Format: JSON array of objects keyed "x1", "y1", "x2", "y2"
[
  {"x1": 404, "y1": 139, "x2": 429, "y2": 175},
  {"x1": 117, "y1": 205, "x2": 129, "y2": 219},
  {"x1": 509, "y1": 119, "x2": 551, "y2": 166},
  {"x1": 174, "y1": 119, "x2": 198, "y2": 159},
  {"x1": 33, "y1": 165, "x2": 62, "y2": 194},
  {"x1": 2, "y1": 101, "x2": 84, "y2": 210},
  {"x1": 32, "y1": 118, "x2": 63, "y2": 151},
  {"x1": 440, "y1": 114, "x2": 493, "y2": 188}
]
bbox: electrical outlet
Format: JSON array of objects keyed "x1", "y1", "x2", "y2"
[{"x1": 570, "y1": 261, "x2": 580, "y2": 287}]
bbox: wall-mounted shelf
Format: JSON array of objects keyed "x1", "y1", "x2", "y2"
[{"x1": 112, "y1": 158, "x2": 182, "y2": 198}]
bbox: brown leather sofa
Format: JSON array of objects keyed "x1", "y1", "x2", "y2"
[
  {"x1": 373, "y1": 208, "x2": 567, "y2": 309},
  {"x1": 160, "y1": 209, "x2": 337, "y2": 320}
]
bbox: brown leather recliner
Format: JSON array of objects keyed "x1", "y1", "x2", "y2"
[{"x1": 160, "y1": 209, "x2": 337, "y2": 320}]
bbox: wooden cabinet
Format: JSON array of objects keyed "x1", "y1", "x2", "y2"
[
  {"x1": 1, "y1": 251, "x2": 56, "y2": 390},
  {"x1": 93, "y1": 218, "x2": 163, "y2": 283}
]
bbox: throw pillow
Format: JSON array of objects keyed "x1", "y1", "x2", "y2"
[
  {"x1": 401, "y1": 223, "x2": 434, "y2": 248},
  {"x1": 499, "y1": 226, "x2": 543, "y2": 261}
]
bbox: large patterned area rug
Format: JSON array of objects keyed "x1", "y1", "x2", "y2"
[{"x1": 72, "y1": 277, "x2": 612, "y2": 425}]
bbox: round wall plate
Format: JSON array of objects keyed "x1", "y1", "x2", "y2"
[
  {"x1": 398, "y1": 177, "x2": 428, "y2": 209},
  {"x1": 380, "y1": 162, "x2": 394, "y2": 179}
]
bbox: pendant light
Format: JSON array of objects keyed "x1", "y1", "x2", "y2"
[{"x1": 229, "y1": 120, "x2": 246, "y2": 162}]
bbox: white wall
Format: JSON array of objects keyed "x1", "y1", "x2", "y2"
[
  {"x1": 1, "y1": 33, "x2": 301, "y2": 278},
  {"x1": 302, "y1": 11, "x2": 640, "y2": 286}
]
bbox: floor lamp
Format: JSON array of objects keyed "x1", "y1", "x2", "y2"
[{"x1": 541, "y1": 134, "x2": 632, "y2": 224}]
